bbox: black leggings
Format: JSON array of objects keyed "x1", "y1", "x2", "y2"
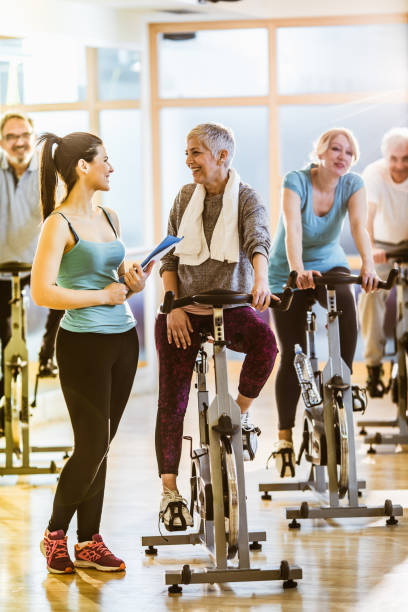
[
  {"x1": 272, "y1": 267, "x2": 358, "y2": 430},
  {"x1": 48, "y1": 326, "x2": 139, "y2": 542}
]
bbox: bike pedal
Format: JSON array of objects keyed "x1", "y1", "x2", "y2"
[
  {"x1": 242, "y1": 429, "x2": 259, "y2": 461},
  {"x1": 352, "y1": 385, "x2": 367, "y2": 413}
]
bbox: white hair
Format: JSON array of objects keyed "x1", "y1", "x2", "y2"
[
  {"x1": 381, "y1": 127, "x2": 408, "y2": 157},
  {"x1": 187, "y1": 122, "x2": 235, "y2": 167}
]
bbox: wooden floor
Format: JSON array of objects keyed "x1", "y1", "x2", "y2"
[{"x1": 1, "y1": 362, "x2": 408, "y2": 612}]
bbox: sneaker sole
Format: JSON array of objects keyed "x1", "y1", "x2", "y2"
[
  {"x1": 74, "y1": 559, "x2": 126, "y2": 572},
  {"x1": 40, "y1": 540, "x2": 75, "y2": 574}
]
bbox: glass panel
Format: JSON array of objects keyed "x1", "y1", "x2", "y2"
[
  {"x1": 160, "y1": 106, "x2": 269, "y2": 233},
  {"x1": 30, "y1": 111, "x2": 89, "y2": 136},
  {"x1": 158, "y1": 29, "x2": 268, "y2": 98},
  {"x1": 100, "y1": 109, "x2": 145, "y2": 360},
  {"x1": 279, "y1": 103, "x2": 408, "y2": 176},
  {"x1": 97, "y1": 48, "x2": 141, "y2": 100},
  {"x1": 2, "y1": 34, "x2": 86, "y2": 104},
  {"x1": 279, "y1": 102, "x2": 408, "y2": 255},
  {"x1": 277, "y1": 24, "x2": 408, "y2": 94},
  {"x1": 0, "y1": 38, "x2": 24, "y2": 105},
  {"x1": 99, "y1": 109, "x2": 143, "y2": 248}
]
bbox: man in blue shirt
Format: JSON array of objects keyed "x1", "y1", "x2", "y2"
[{"x1": 0, "y1": 112, "x2": 63, "y2": 399}]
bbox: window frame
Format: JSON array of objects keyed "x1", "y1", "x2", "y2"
[{"x1": 149, "y1": 13, "x2": 408, "y2": 272}]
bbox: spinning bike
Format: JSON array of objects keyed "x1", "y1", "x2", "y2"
[
  {"x1": 142, "y1": 275, "x2": 303, "y2": 594},
  {"x1": 259, "y1": 269, "x2": 403, "y2": 527},
  {"x1": 0, "y1": 262, "x2": 71, "y2": 476},
  {"x1": 358, "y1": 241, "x2": 408, "y2": 452}
]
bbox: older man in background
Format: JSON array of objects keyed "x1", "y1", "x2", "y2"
[
  {"x1": 0, "y1": 112, "x2": 63, "y2": 398},
  {"x1": 358, "y1": 127, "x2": 408, "y2": 396}
]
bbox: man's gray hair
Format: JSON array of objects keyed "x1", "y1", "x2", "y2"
[
  {"x1": 0, "y1": 111, "x2": 34, "y2": 136},
  {"x1": 187, "y1": 122, "x2": 235, "y2": 166},
  {"x1": 381, "y1": 127, "x2": 408, "y2": 157}
]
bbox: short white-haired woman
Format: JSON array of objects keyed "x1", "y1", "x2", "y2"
[
  {"x1": 156, "y1": 122, "x2": 279, "y2": 530},
  {"x1": 268, "y1": 127, "x2": 378, "y2": 477}
]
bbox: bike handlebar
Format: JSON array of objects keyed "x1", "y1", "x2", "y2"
[
  {"x1": 0, "y1": 261, "x2": 32, "y2": 274},
  {"x1": 287, "y1": 268, "x2": 398, "y2": 290},
  {"x1": 161, "y1": 271, "x2": 298, "y2": 314},
  {"x1": 375, "y1": 240, "x2": 408, "y2": 263}
]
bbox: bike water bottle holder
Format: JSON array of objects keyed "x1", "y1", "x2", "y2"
[{"x1": 299, "y1": 381, "x2": 323, "y2": 409}]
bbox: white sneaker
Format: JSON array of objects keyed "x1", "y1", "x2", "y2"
[
  {"x1": 159, "y1": 488, "x2": 193, "y2": 531},
  {"x1": 267, "y1": 440, "x2": 296, "y2": 478}
]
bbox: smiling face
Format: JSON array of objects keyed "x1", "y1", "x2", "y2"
[
  {"x1": 80, "y1": 145, "x2": 114, "y2": 191},
  {"x1": 385, "y1": 141, "x2": 408, "y2": 184},
  {"x1": 0, "y1": 117, "x2": 35, "y2": 166},
  {"x1": 318, "y1": 133, "x2": 354, "y2": 177},
  {"x1": 185, "y1": 136, "x2": 226, "y2": 187}
]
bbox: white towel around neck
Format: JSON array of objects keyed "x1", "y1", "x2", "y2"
[{"x1": 173, "y1": 168, "x2": 241, "y2": 266}]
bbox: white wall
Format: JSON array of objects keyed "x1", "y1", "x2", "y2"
[
  {"x1": 0, "y1": 0, "x2": 144, "y2": 47},
  {"x1": 1, "y1": 1, "x2": 405, "y2": 48},
  {"x1": 115, "y1": 0, "x2": 408, "y2": 32}
]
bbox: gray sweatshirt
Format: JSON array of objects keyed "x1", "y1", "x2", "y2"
[{"x1": 159, "y1": 182, "x2": 271, "y2": 298}]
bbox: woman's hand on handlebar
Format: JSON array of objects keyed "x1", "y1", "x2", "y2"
[
  {"x1": 251, "y1": 277, "x2": 273, "y2": 312},
  {"x1": 360, "y1": 263, "x2": 379, "y2": 293},
  {"x1": 103, "y1": 282, "x2": 128, "y2": 305},
  {"x1": 124, "y1": 261, "x2": 154, "y2": 294},
  {"x1": 372, "y1": 248, "x2": 387, "y2": 265},
  {"x1": 296, "y1": 268, "x2": 321, "y2": 290},
  {"x1": 167, "y1": 308, "x2": 193, "y2": 349}
]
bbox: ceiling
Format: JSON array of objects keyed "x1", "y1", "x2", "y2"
[
  {"x1": 60, "y1": 0, "x2": 406, "y2": 20},
  {"x1": 62, "y1": 0, "x2": 263, "y2": 15}
]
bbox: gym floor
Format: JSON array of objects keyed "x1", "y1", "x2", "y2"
[{"x1": 1, "y1": 362, "x2": 407, "y2": 611}]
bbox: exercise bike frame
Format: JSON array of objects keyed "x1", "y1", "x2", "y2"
[
  {"x1": 0, "y1": 262, "x2": 71, "y2": 476},
  {"x1": 259, "y1": 269, "x2": 403, "y2": 526},
  {"x1": 142, "y1": 275, "x2": 303, "y2": 594},
  {"x1": 358, "y1": 242, "x2": 408, "y2": 451}
]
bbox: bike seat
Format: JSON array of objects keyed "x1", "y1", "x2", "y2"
[{"x1": 0, "y1": 261, "x2": 32, "y2": 274}]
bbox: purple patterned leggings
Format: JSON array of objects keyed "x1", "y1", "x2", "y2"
[{"x1": 155, "y1": 307, "x2": 278, "y2": 475}]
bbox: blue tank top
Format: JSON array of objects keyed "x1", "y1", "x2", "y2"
[
  {"x1": 54, "y1": 207, "x2": 135, "y2": 334},
  {"x1": 268, "y1": 165, "x2": 364, "y2": 294}
]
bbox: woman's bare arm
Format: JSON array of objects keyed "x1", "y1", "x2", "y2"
[
  {"x1": 31, "y1": 215, "x2": 126, "y2": 309},
  {"x1": 282, "y1": 188, "x2": 320, "y2": 289},
  {"x1": 348, "y1": 187, "x2": 377, "y2": 291}
]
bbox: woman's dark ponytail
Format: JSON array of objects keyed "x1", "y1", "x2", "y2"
[
  {"x1": 38, "y1": 132, "x2": 62, "y2": 220},
  {"x1": 37, "y1": 131, "x2": 102, "y2": 222}
]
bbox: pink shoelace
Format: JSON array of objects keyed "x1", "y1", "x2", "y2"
[{"x1": 49, "y1": 538, "x2": 70, "y2": 560}]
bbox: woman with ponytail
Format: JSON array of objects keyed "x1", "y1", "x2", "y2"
[{"x1": 31, "y1": 131, "x2": 153, "y2": 574}]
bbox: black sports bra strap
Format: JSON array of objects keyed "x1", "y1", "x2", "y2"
[
  {"x1": 98, "y1": 206, "x2": 118, "y2": 238},
  {"x1": 50, "y1": 211, "x2": 80, "y2": 243}
]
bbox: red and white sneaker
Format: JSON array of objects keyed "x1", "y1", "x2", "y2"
[
  {"x1": 74, "y1": 534, "x2": 126, "y2": 572},
  {"x1": 40, "y1": 529, "x2": 75, "y2": 574}
]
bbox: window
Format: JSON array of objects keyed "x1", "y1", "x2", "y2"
[
  {"x1": 160, "y1": 106, "x2": 269, "y2": 231},
  {"x1": 97, "y1": 48, "x2": 141, "y2": 100},
  {"x1": 279, "y1": 102, "x2": 408, "y2": 175},
  {"x1": 0, "y1": 35, "x2": 86, "y2": 105},
  {"x1": 99, "y1": 109, "x2": 143, "y2": 248},
  {"x1": 277, "y1": 24, "x2": 408, "y2": 94},
  {"x1": 158, "y1": 28, "x2": 268, "y2": 98}
]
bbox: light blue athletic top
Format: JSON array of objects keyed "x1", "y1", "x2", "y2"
[
  {"x1": 268, "y1": 165, "x2": 364, "y2": 294},
  {"x1": 54, "y1": 207, "x2": 135, "y2": 334}
]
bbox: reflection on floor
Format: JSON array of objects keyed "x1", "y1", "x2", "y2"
[{"x1": 0, "y1": 362, "x2": 408, "y2": 612}]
